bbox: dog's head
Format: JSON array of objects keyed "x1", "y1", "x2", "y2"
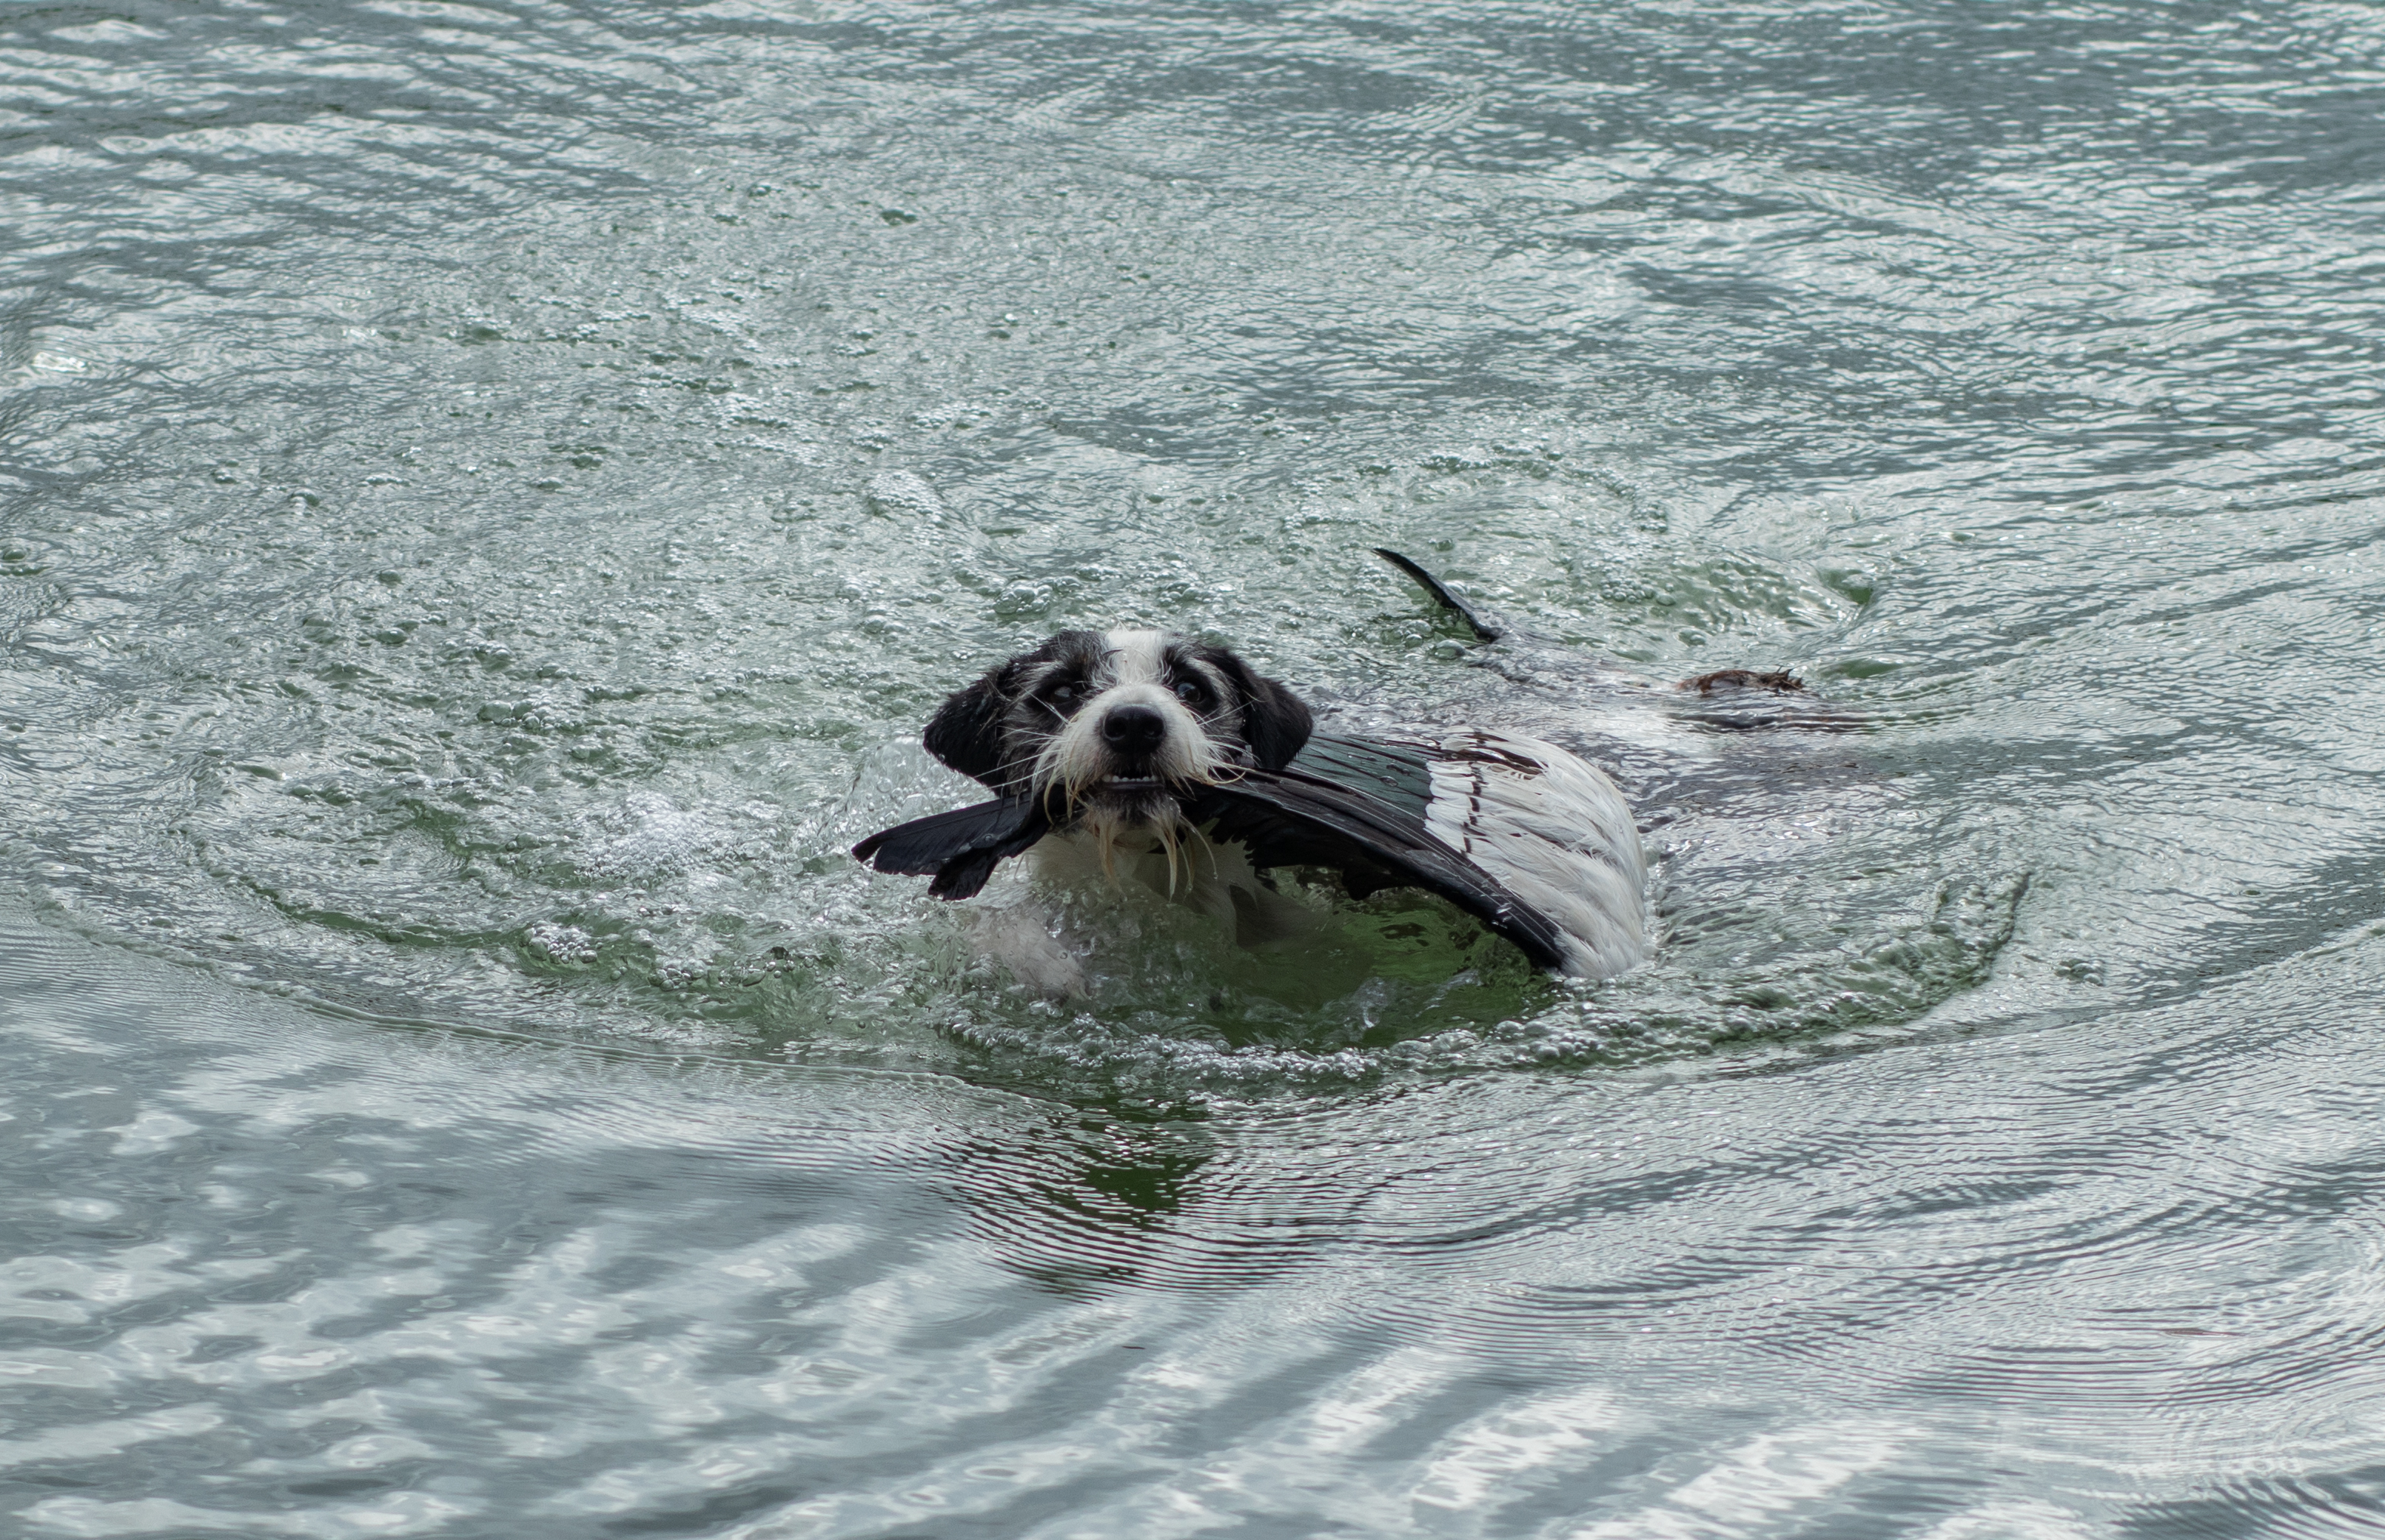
[{"x1": 923, "y1": 629, "x2": 1312, "y2": 833}]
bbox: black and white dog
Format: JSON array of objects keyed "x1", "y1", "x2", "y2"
[
  {"x1": 851, "y1": 555, "x2": 1750, "y2": 992},
  {"x1": 917, "y1": 626, "x2": 1317, "y2": 873}
]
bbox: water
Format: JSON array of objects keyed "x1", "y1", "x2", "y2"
[{"x1": 5, "y1": 0, "x2": 2385, "y2": 1532}]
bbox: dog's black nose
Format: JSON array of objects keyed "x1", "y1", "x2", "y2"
[{"x1": 1101, "y1": 704, "x2": 1167, "y2": 756}]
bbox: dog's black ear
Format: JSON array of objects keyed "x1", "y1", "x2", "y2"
[
  {"x1": 924, "y1": 669, "x2": 1010, "y2": 787},
  {"x1": 1202, "y1": 648, "x2": 1314, "y2": 770},
  {"x1": 923, "y1": 632, "x2": 1101, "y2": 789},
  {"x1": 1244, "y1": 676, "x2": 1315, "y2": 769}
]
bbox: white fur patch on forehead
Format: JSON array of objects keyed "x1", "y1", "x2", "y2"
[{"x1": 1098, "y1": 629, "x2": 1170, "y2": 687}]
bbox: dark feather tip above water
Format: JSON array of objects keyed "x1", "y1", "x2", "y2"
[{"x1": 1373, "y1": 548, "x2": 1502, "y2": 642}]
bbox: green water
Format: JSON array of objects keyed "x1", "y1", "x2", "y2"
[{"x1": 6, "y1": 1, "x2": 2385, "y2": 1534}]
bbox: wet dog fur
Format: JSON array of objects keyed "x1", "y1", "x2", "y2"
[
  {"x1": 927, "y1": 628, "x2": 1311, "y2": 875},
  {"x1": 921, "y1": 628, "x2": 1316, "y2": 992}
]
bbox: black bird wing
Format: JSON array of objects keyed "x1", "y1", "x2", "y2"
[
  {"x1": 1284, "y1": 733, "x2": 1436, "y2": 813},
  {"x1": 1189, "y1": 740, "x2": 1571, "y2": 970},
  {"x1": 851, "y1": 796, "x2": 1052, "y2": 900},
  {"x1": 851, "y1": 735, "x2": 1569, "y2": 968}
]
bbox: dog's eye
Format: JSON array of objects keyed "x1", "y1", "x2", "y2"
[
  {"x1": 1174, "y1": 679, "x2": 1207, "y2": 704},
  {"x1": 1050, "y1": 684, "x2": 1076, "y2": 703}
]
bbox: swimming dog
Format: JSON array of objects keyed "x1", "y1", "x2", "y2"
[{"x1": 853, "y1": 557, "x2": 1746, "y2": 991}]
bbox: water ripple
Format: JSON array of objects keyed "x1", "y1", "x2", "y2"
[{"x1": 9, "y1": 0, "x2": 2385, "y2": 1532}]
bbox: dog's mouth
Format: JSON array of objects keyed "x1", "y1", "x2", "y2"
[
  {"x1": 1030, "y1": 764, "x2": 1220, "y2": 825},
  {"x1": 1039, "y1": 775, "x2": 1184, "y2": 821}
]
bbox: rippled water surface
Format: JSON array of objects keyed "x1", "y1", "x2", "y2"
[{"x1": 7, "y1": 1, "x2": 2385, "y2": 1533}]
